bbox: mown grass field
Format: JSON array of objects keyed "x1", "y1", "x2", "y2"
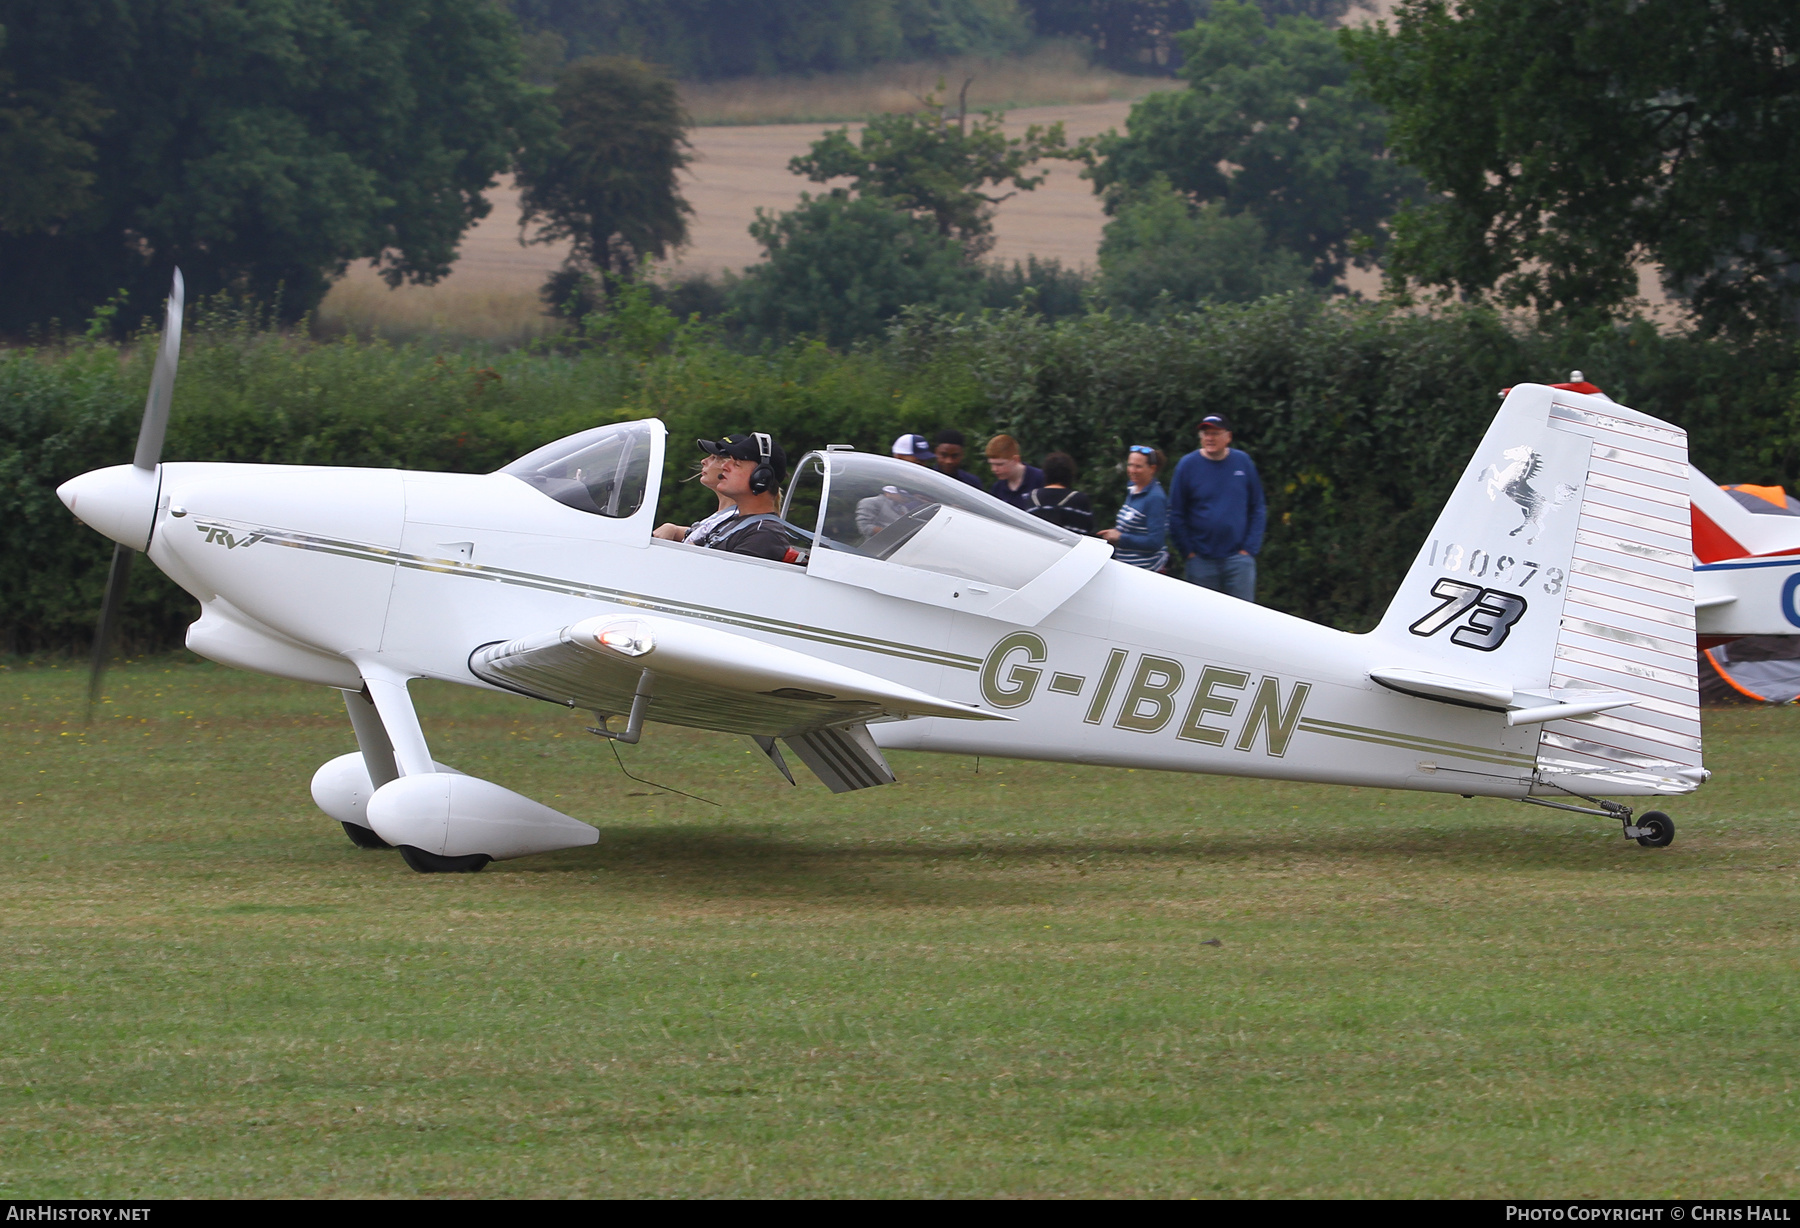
[{"x1": 3, "y1": 656, "x2": 1798, "y2": 1198}]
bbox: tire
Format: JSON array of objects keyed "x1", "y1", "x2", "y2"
[
  {"x1": 398, "y1": 845, "x2": 492, "y2": 874},
  {"x1": 342, "y1": 822, "x2": 392, "y2": 849},
  {"x1": 1634, "y1": 811, "x2": 1675, "y2": 848}
]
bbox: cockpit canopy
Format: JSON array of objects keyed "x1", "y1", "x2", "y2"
[
  {"x1": 500, "y1": 420, "x2": 656, "y2": 518},
  {"x1": 787, "y1": 450, "x2": 1079, "y2": 588}
]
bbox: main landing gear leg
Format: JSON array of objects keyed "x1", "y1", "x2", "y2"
[
  {"x1": 1520, "y1": 790, "x2": 1676, "y2": 848},
  {"x1": 338, "y1": 686, "x2": 399, "y2": 849}
]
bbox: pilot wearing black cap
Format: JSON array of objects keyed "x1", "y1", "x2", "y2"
[{"x1": 691, "y1": 431, "x2": 795, "y2": 562}]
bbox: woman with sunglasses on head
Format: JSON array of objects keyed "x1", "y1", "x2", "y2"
[{"x1": 1098, "y1": 445, "x2": 1169, "y2": 572}]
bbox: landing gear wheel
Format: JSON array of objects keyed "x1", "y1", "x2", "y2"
[
  {"x1": 398, "y1": 845, "x2": 492, "y2": 874},
  {"x1": 1634, "y1": 811, "x2": 1675, "y2": 848},
  {"x1": 342, "y1": 822, "x2": 391, "y2": 849}
]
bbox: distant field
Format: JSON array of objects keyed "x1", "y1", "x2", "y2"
[
  {"x1": 316, "y1": 100, "x2": 1146, "y2": 344},
  {"x1": 315, "y1": 54, "x2": 1179, "y2": 344},
  {"x1": 678, "y1": 43, "x2": 1172, "y2": 126},
  {"x1": 3, "y1": 657, "x2": 1797, "y2": 1197}
]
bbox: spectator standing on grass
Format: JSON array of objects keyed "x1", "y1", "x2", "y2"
[
  {"x1": 1098, "y1": 445, "x2": 1169, "y2": 571},
  {"x1": 1169, "y1": 414, "x2": 1265, "y2": 602},
  {"x1": 984, "y1": 434, "x2": 1044, "y2": 510},
  {"x1": 1025, "y1": 452, "x2": 1094, "y2": 534},
  {"x1": 931, "y1": 429, "x2": 984, "y2": 489}
]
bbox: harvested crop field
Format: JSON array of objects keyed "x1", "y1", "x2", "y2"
[{"x1": 316, "y1": 99, "x2": 1152, "y2": 343}]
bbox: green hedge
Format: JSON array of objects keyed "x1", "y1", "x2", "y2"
[
  {"x1": 896, "y1": 298, "x2": 1800, "y2": 630},
  {"x1": 6, "y1": 299, "x2": 1796, "y2": 654}
]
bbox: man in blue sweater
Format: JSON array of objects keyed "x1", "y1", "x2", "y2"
[{"x1": 1168, "y1": 414, "x2": 1266, "y2": 602}]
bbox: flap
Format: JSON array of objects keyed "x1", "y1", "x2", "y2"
[
  {"x1": 785, "y1": 724, "x2": 896, "y2": 793},
  {"x1": 471, "y1": 613, "x2": 1008, "y2": 738}
]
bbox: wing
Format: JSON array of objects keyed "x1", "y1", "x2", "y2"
[{"x1": 469, "y1": 613, "x2": 1007, "y2": 792}]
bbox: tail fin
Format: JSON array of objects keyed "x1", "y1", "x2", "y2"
[
  {"x1": 1689, "y1": 464, "x2": 1800, "y2": 562},
  {"x1": 1373, "y1": 383, "x2": 1702, "y2": 795}
]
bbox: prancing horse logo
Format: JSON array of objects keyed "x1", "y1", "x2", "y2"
[{"x1": 1481, "y1": 445, "x2": 1578, "y2": 544}]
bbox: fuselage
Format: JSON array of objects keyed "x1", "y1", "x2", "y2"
[{"x1": 129, "y1": 456, "x2": 1562, "y2": 801}]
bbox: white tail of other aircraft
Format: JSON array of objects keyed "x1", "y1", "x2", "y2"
[{"x1": 1370, "y1": 383, "x2": 1701, "y2": 796}]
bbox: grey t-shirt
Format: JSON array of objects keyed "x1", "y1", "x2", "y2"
[{"x1": 685, "y1": 505, "x2": 737, "y2": 547}]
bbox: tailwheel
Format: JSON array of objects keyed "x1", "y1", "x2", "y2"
[
  {"x1": 398, "y1": 845, "x2": 492, "y2": 874},
  {"x1": 1633, "y1": 810, "x2": 1675, "y2": 849},
  {"x1": 342, "y1": 822, "x2": 392, "y2": 849}
]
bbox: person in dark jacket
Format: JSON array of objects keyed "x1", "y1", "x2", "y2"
[
  {"x1": 1098, "y1": 445, "x2": 1168, "y2": 571},
  {"x1": 1168, "y1": 414, "x2": 1265, "y2": 601},
  {"x1": 1025, "y1": 452, "x2": 1094, "y2": 533},
  {"x1": 931, "y1": 429, "x2": 985, "y2": 489},
  {"x1": 984, "y1": 433, "x2": 1044, "y2": 510}
]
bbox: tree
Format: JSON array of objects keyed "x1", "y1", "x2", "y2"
[
  {"x1": 1085, "y1": 0, "x2": 1420, "y2": 287},
  {"x1": 506, "y1": 1, "x2": 1032, "y2": 81},
  {"x1": 1018, "y1": 1, "x2": 1364, "y2": 73},
  {"x1": 515, "y1": 56, "x2": 693, "y2": 295},
  {"x1": 1096, "y1": 175, "x2": 1311, "y2": 311},
  {"x1": 0, "y1": 26, "x2": 109, "y2": 237},
  {"x1": 1344, "y1": 0, "x2": 1800, "y2": 335},
  {"x1": 728, "y1": 191, "x2": 983, "y2": 346},
  {"x1": 790, "y1": 90, "x2": 1071, "y2": 259},
  {"x1": 0, "y1": 0, "x2": 548, "y2": 332}
]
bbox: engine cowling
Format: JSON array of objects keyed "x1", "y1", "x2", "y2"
[{"x1": 364, "y1": 773, "x2": 599, "y2": 860}]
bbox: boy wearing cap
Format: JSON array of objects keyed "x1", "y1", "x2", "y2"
[
  {"x1": 984, "y1": 434, "x2": 1045, "y2": 510},
  {"x1": 655, "y1": 432, "x2": 796, "y2": 562},
  {"x1": 1168, "y1": 414, "x2": 1265, "y2": 601},
  {"x1": 891, "y1": 433, "x2": 935, "y2": 465}
]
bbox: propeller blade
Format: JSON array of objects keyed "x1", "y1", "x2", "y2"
[
  {"x1": 132, "y1": 268, "x2": 184, "y2": 471},
  {"x1": 87, "y1": 543, "x2": 135, "y2": 719},
  {"x1": 89, "y1": 268, "x2": 181, "y2": 719}
]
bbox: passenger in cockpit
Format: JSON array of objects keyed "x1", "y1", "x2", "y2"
[{"x1": 653, "y1": 449, "x2": 734, "y2": 544}]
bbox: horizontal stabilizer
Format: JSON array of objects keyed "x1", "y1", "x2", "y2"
[
  {"x1": 1369, "y1": 667, "x2": 1513, "y2": 711},
  {"x1": 1371, "y1": 666, "x2": 1635, "y2": 726}
]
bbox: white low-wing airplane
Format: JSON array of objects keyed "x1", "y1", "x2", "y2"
[{"x1": 59, "y1": 276, "x2": 1706, "y2": 871}]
